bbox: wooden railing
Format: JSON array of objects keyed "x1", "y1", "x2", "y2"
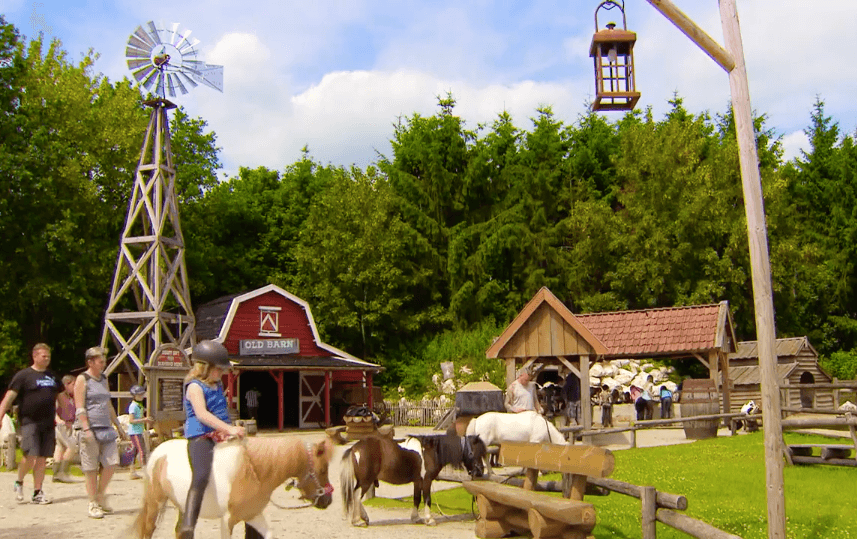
[{"x1": 385, "y1": 400, "x2": 452, "y2": 427}]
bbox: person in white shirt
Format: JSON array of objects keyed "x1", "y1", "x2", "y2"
[{"x1": 504, "y1": 367, "x2": 542, "y2": 414}]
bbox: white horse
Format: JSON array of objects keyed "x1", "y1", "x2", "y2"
[
  {"x1": 465, "y1": 411, "x2": 566, "y2": 475},
  {"x1": 133, "y1": 436, "x2": 335, "y2": 539}
]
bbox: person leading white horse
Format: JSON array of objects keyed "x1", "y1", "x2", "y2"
[{"x1": 504, "y1": 367, "x2": 542, "y2": 414}]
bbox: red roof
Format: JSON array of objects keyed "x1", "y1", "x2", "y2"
[{"x1": 576, "y1": 303, "x2": 731, "y2": 357}]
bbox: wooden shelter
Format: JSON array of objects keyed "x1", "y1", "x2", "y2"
[
  {"x1": 727, "y1": 337, "x2": 832, "y2": 412},
  {"x1": 195, "y1": 284, "x2": 381, "y2": 430},
  {"x1": 486, "y1": 287, "x2": 609, "y2": 431},
  {"x1": 488, "y1": 288, "x2": 738, "y2": 430}
]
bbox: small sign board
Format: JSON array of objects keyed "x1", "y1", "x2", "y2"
[
  {"x1": 155, "y1": 347, "x2": 188, "y2": 368},
  {"x1": 144, "y1": 344, "x2": 191, "y2": 422},
  {"x1": 239, "y1": 338, "x2": 299, "y2": 355}
]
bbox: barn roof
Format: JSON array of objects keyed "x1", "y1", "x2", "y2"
[
  {"x1": 195, "y1": 284, "x2": 380, "y2": 372},
  {"x1": 729, "y1": 336, "x2": 817, "y2": 360},
  {"x1": 576, "y1": 301, "x2": 736, "y2": 358}
]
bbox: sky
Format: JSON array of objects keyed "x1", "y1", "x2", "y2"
[{"x1": 2, "y1": 0, "x2": 856, "y2": 178}]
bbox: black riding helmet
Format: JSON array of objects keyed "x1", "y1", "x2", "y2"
[{"x1": 191, "y1": 340, "x2": 232, "y2": 368}]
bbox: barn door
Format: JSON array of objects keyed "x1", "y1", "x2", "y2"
[{"x1": 299, "y1": 372, "x2": 325, "y2": 428}]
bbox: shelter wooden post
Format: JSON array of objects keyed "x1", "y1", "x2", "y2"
[
  {"x1": 720, "y1": 352, "x2": 731, "y2": 415},
  {"x1": 506, "y1": 358, "x2": 517, "y2": 389},
  {"x1": 581, "y1": 354, "x2": 592, "y2": 433}
]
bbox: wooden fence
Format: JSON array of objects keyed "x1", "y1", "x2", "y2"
[{"x1": 385, "y1": 399, "x2": 452, "y2": 427}]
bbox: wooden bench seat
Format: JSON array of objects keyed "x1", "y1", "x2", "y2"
[{"x1": 463, "y1": 442, "x2": 614, "y2": 539}]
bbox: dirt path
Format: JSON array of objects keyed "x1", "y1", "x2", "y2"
[
  {"x1": 0, "y1": 428, "x2": 477, "y2": 539},
  {"x1": 0, "y1": 426, "x2": 717, "y2": 539}
]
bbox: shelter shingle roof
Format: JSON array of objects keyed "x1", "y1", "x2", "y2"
[
  {"x1": 730, "y1": 336, "x2": 816, "y2": 360},
  {"x1": 576, "y1": 303, "x2": 726, "y2": 357}
]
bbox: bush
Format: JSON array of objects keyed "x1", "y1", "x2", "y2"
[{"x1": 819, "y1": 349, "x2": 857, "y2": 380}]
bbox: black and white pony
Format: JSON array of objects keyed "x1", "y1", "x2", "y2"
[{"x1": 537, "y1": 382, "x2": 566, "y2": 419}]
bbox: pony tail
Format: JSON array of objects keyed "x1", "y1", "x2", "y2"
[
  {"x1": 340, "y1": 448, "x2": 356, "y2": 520},
  {"x1": 132, "y1": 457, "x2": 167, "y2": 539}
]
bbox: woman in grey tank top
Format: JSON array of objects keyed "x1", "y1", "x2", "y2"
[{"x1": 74, "y1": 347, "x2": 128, "y2": 519}]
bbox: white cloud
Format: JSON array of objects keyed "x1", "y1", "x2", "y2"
[{"x1": 781, "y1": 130, "x2": 809, "y2": 163}]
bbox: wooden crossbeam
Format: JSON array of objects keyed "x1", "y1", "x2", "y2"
[{"x1": 500, "y1": 442, "x2": 614, "y2": 479}]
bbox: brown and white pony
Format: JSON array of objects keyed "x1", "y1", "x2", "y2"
[
  {"x1": 132, "y1": 436, "x2": 335, "y2": 539},
  {"x1": 340, "y1": 434, "x2": 423, "y2": 527}
]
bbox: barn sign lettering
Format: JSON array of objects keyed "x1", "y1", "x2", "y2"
[{"x1": 239, "y1": 338, "x2": 300, "y2": 355}]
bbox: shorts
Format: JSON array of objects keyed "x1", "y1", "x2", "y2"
[
  {"x1": 77, "y1": 430, "x2": 119, "y2": 472},
  {"x1": 55, "y1": 424, "x2": 77, "y2": 451},
  {"x1": 20, "y1": 423, "x2": 55, "y2": 458}
]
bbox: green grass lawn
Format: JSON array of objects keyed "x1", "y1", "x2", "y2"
[{"x1": 367, "y1": 432, "x2": 857, "y2": 538}]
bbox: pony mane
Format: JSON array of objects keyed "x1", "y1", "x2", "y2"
[{"x1": 412, "y1": 433, "x2": 466, "y2": 470}]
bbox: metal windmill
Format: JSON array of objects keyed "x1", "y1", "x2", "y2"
[{"x1": 102, "y1": 21, "x2": 223, "y2": 382}]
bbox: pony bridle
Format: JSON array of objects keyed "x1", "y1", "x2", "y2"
[{"x1": 300, "y1": 443, "x2": 334, "y2": 502}]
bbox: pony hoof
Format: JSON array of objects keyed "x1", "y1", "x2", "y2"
[
  {"x1": 425, "y1": 518, "x2": 437, "y2": 526},
  {"x1": 353, "y1": 520, "x2": 369, "y2": 527}
]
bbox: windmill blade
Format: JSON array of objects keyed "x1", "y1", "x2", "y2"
[
  {"x1": 154, "y1": 71, "x2": 166, "y2": 97},
  {"x1": 177, "y1": 37, "x2": 200, "y2": 57},
  {"x1": 174, "y1": 30, "x2": 195, "y2": 52},
  {"x1": 131, "y1": 26, "x2": 156, "y2": 49},
  {"x1": 141, "y1": 68, "x2": 160, "y2": 91},
  {"x1": 178, "y1": 71, "x2": 198, "y2": 89},
  {"x1": 166, "y1": 75, "x2": 177, "y2": 98},
  {"x1": 168, "y1": 22, "x2": 182, "y2": 46},
  {"x1": 125, "y1": 45, "x2": 152, "y2": 59},
  {"x1": 168, "y1": 73, "x2": 189, "y2": 96},
  {"x1": 127, "y1": 58, "x2": 151, "y2": 71},
  {"x1": 131, "y1": 64, "x2": 156, "y2": 83},
  {"x1": 147, "y1": 21, "x2": 162, "y2": 44}
]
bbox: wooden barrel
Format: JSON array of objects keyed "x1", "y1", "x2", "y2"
[{"x1": 681, "y1": 379, "x2": 719, "y2": 439}]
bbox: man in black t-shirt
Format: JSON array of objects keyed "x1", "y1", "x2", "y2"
[{"x1": 0, "y1": 343, "x2": 61, "y2": 505}]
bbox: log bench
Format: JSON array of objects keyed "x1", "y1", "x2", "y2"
[
  {"x1": 463, "y1": 442, "x2": 614, "y2": 539},
  {"x1": 788, "y1": 443, "x2": 856, "y2": 466}
]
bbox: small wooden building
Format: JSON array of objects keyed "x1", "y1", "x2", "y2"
[
  {"x1": 488, "y1": 287, "x2": 739, "y2": 431},
  {"x1": 727, "y1": 336, "x2": 832, "y2": 412},
  {"x1": 195, "y1": 284, "x2": 381, "y2": 430}
]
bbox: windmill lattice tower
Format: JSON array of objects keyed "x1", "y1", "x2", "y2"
[{"x1": 102, "y1": 98, "x2": 195, "y2": 381}]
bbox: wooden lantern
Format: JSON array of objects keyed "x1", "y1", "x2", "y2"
[{"x1": 589, "y1": 1, "x2": 640, "y2": 111}]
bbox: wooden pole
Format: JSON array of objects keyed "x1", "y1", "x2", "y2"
[
  {"x1": 641, "y1": 486, "x2": 657, "y2": 539},
  {"x1": 644, "y1": 3, "x2": 786, "y2": 537},
  {"x1": 645, "y1": 0, "x2": 735, "y2": 72},
  {"x1": 719, "y1": 1, "x2": 786, "y2": 537}
]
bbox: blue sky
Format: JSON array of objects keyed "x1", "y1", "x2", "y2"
[{"x1": 2, "y1": 0, "x2": 856, "y2": 178}]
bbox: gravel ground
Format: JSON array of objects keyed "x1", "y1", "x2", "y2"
[{"x1": 0, "y1": 425, "x2": 723, "y2": 539}]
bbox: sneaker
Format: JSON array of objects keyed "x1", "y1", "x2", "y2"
[
  {"x1": 96, "y1": 494, "x2": 113, "y2": 513},
  {"x1": 31, "y1": 490, "x2": 51, "y2": 505},
  {"x1": 129, "y1": 471, "x2": 142, "y2": 480},
  {"x1": 13, "y1": 481, "x2": 23, "y2": 502},
  {"x1": 88, "y1": 501, "x2": 104, "y2": 519}
]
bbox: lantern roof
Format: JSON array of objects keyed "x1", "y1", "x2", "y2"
[{"x1": 590, "y1": 27, "x2": 637, "y2": 57}]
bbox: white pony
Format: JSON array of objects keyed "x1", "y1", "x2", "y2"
[
  {"x1": 466, "y1": 411, "x2": 566, "y2": 475},
  {"x1": 133, "y1": 436, "x2": 335, "y2": 539}
]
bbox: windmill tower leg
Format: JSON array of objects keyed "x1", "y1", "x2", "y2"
[{"x1": 101, "y1": 98, "x2": 196, "y2": 383}]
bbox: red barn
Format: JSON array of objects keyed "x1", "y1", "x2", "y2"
[{"x1": 195, "y1": 284, "x2": 382, "y2": 430}]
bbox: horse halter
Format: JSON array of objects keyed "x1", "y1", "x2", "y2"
[{"x1": 300, "y1": 443, "x2": 334, "y2": 503}]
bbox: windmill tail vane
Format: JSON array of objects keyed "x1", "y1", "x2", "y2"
[{"x1": 126, "y1": 20, "x2": 223, "y2": 99}]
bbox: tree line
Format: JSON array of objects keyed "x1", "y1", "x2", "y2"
[{"x1": 2, "y1": 17, "x2": 855, "y2": 387}]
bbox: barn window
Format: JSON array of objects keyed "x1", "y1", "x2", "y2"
[{"x1": 259, "y1": 306, "x2": 281, "y2": 336}]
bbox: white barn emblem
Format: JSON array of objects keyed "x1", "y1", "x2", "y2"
[{"x1": 258, "y1": 306, "x2": 281, "y2": 336}]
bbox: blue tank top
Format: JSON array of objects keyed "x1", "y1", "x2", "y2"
[{"x1": 183, "y1": 379, "x2": 230, "y2": 438}]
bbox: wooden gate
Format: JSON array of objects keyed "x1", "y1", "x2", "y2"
[{"x1": 299, "y1": 372, "x2": 325, "y2": 428}]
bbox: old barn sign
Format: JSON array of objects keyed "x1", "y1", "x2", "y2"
[{"x1": 239, "y1": 338, "x2": 300, "y2": 355}]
